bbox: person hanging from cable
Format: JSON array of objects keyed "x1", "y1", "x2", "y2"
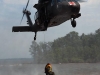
[{"x1": 45, "y1": 63, "x2": 55, "y2": 75}]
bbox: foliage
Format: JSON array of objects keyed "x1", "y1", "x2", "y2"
[{"x1": 29, "y1": 28, "x2": 100, "y2": 63}]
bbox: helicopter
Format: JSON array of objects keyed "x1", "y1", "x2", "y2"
[{"x1": 12, "y1": 0, "x2": 85, "y2": 40}]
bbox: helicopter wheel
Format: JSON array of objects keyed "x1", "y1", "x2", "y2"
[{"x1": 71, "y1": 19, "x2": 76, "y2": 28}]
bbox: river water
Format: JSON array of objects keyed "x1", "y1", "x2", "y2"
[{"x1": 0, "y1": 63, "x2": 100, "y2": 75}]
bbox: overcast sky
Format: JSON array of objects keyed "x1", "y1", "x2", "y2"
[{"x1": 0, "y1": 0, "x2": 100, "y2": 59}]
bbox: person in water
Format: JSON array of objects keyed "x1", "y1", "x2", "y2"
[{"x1": 45, "y1": 63, "x2": 55, "y2": 75}]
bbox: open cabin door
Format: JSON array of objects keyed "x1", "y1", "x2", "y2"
[
  {"x1": 34, "y1": 11, "x2": 39, "y2": 21},
  {"x1": 34, "y1": 11, "x2": 40, "y2": 25}
]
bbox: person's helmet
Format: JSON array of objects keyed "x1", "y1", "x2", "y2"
[{"x1": 47, "y1": 63, "x2": 51, "y2": 65}]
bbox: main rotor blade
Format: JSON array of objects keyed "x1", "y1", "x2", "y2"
[
  {"x1": 75, "y1": 0, "x2": 87, "y2": 2},
  {"x1": 25, "y1": 0, "x2": 30, "y2": 10},
  {"x1": 20, "y1": 0, "x2": 30, "y2": 24},
  {"x1": 20, "y1": 13, "x2": 24, "y2": 24}
]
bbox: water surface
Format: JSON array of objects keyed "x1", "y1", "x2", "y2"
[{"x1": 0, "y1": 63, "x2": 100, "y2": 75}]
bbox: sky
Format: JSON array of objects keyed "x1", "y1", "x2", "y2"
[{"x1": 0, "y1": 0, "x2": 100, "y2": 59}]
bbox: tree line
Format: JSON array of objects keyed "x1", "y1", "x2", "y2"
[{"x1": 29, "y1": 28, "x2": 100, "y2": 63}]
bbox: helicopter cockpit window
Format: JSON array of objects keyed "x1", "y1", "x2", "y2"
[
  {"x1": 51, "y1": 0, "x2": 55, "y2": 5},
  {"x1": 57, "y1": 0, "x2": 68, "y2": 2},
  {"x1": 51, "y1": 0, "x2": 68, "y2": 5},
  {"x1": 57, "y1": 0, "x2": 60, "y2": 2},
  {"x1": 68, "y1": 0, "x2": 76, "y2": 1}
]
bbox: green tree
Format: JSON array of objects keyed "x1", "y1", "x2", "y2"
[{"x1": 29, "y1": 28, "x2": 100, "y2": 63}]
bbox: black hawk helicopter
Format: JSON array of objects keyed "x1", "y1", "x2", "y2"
[{"x1": 12, "y1": 0, "x2": 85, "y2": 40}]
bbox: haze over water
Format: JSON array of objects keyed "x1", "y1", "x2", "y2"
[{"x1": 0, "y1": 63, "x2": 100, "y2": 75}]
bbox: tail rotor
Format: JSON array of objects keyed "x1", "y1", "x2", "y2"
[{"x1": 20, "y1": 0, "x2": 30, "y2": 24}]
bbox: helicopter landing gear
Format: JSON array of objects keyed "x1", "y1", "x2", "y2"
[
  {"x1": 34, "y1": 32, "x2": 37, "y2": 41},
  {"x1": 44, "y1": 20, "x2": 49, "y2": 30},
  {"x1": 71, "y1": 18, "x2": 76, "y2": 28}
]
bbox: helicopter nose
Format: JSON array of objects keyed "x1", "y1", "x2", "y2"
[
  {"x1": 57, "y1": 1, "x2": 80, "y2": 14},
  {"x1": 71, "y1": 6, "x2": 80, "y2": 13},
  {"x1": 70, "y1": 4, "x2": 80, "y2": 14}
]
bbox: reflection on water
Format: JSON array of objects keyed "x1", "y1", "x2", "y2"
[{"x1": 0, "y1": 63, "x2": 100, "y2": 75}]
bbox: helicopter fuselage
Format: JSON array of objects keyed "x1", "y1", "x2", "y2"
[
  {"x1": 12, "y1": 0, "x2": 81, "y2": 40},
  {"x1": 34, "y1": 0, "x2": 81, "y2": 30}
]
